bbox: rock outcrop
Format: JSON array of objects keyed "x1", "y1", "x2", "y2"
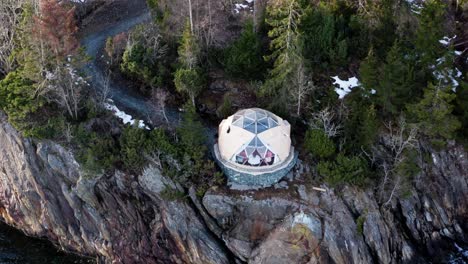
[
  {"x1": 0, "y1": 107, "x2": 467, "y2": 264},
  {"x1": 0, "y1": 112, "x2": 229, "y2": 264},
  {"x1": 201, "y1": 144, "x2": 468, "y2": 263}
]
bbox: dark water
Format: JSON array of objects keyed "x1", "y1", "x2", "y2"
[
  {"x1": 0, "y1": 223, "x2": 94, "y2": 264},
  {"x1": 0, "y1": 221, "x2": 466, "y2": 264}
]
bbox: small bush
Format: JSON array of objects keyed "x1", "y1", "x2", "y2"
[
  {"x1": 356, "y1": 214, "x2": 366, "y2": 235},
  {"x1": 120, "y1": 121, "x2": 150, "y2": 171},
  {"x1": 304, "y1": 129, "x2": 336, "y2": 159},
  {"x1": 216, "y1": 93, "x2": 232, "y2": 119},
  {"x1": 317, "y1": 153, "x2": 369, "y2": 186}
]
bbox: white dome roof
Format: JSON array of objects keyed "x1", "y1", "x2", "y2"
[{"x1": 217, "y1": 108, "x2": 292, "y2": 168}]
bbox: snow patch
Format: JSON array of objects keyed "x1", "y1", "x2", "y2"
[
  {"x1": 331, "y1": 76, "x2": 360, "y2": 99},
  {"x1": 234, "y1": 0, "x2": 253, "y2": 14},
  {"x1": 432, "y1": 153, "x2": 437, "y2": 165},
  {"x1": 104, "y1": 99, "x2": 150, "y2": 130},
  {"x1": 439, "y1": 35, "x2": 456, "y2": 46},
  {"x1": 293, "y1": 211, "x2": 319, "y2": 232},
  {"x1": 432, "y1": 55, "x2": 462, "y2": 92}
]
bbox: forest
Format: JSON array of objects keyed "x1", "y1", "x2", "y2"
[{"x1": 0, "y1": 0, "x2": 467, "y2": 203}]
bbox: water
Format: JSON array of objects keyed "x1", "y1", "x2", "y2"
[
  {"x1": 0, "y1": 222, "x2": 94, "y2": 264},
  {"x1": 446, "y1": 243, "x2": 468, "y2": 264}
]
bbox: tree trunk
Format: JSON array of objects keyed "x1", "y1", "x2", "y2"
[{"x1": 188, "y1": 0, "x2": 194, "y2": 34}]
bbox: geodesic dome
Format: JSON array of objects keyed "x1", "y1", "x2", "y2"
[{"x1": 217, "y1": 108, "x2": 292, "y2": 168}]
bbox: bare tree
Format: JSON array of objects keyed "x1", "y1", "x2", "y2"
[
  {"x1": 290, "y1": 58, "x2": 315, "y2": 116},
  {"x1": 310, "y1": 107, "x2": 343, "y2": 138},
  {"x1": 98, "y1": 68, "x2": 112, "y2": 107},
  {"x1": 44, "y1": 66, "x2": 85, "y2": 119},
  {"x1": 148, "y1": 88, "x2": 170, "y2": 126},
  {"x1": 0, "y1": 0, "x2": 26, "y2": 75},
  {"x1": 374, "y1": 116, "x2": 418, "y2": 206}
]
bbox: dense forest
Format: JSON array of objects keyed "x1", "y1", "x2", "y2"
[{"x1": 0, "y1": 0, "x2": 467, "y2": 203}]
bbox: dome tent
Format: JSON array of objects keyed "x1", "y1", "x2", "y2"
[{"x1": 214, "y1": 108, "x2": 297, "y2": 187}]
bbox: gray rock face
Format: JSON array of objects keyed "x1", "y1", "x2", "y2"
[
  {"x1": 201, "y1": 144, "x2": 468, "y2": 263},
  {"x1": 0, "y1": 108, "x2": 467, "y2": 264},
  {"x1": 0, "y1": 112, "x2": 228, "y2": 264}
]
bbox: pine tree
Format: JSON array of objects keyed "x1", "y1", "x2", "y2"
[
  {"x1": 414, "y1": 0, "x2": 446, "y2": 69},
  {"x1": 359, "y1": 47, "x2": 379, "y2": 95},
  {"x1": 407, "y1": 82, "x2": 461, "y2": 141},
  {"x1": 262, "y1": 0, "x2": 302, "y2": 112},
  {"x1": 174, "y1": 22, "x2": 204, "y2": 106},
  {"x1": 178, "y1": 21, "x2": 200, "y2": 70},
  {"x1": 377, "y1": 41, "x2": 417, "y2": 116}
]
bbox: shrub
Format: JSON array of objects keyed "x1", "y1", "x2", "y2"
[
  {"x1": 304, "y1": 129, "x2": 335, "y2": 158},
  {"x1": 174, "y1": 67, "x2": 205, "y2": 105},
  {"x1": 216, "y1": 93, "x2": 232, "y2": 119},
  {"x1": 148, "y1": 128, "x2": 179, "y2": 156},
  {"x1": 356, "y1": 213, "x2": 366, "y2": 235},
  {"x1": 317, "y1": 153, "x2": 369, "y2": 186},
  {"x1": 223, "y1": 21, "x2": 265, "y2": 80},
  {"x1": 0, "y1": 71, "x2": 43, "y2": 133},
  {"x1": 120, "y1": 121, "x2": 150, "y2": 171},
  {"x1": 74, "y1": 125, "x2": 120, "y2": 173}
]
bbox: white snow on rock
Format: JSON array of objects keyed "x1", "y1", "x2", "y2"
[
  {"x1": 234, "y1": 0, "x2": 253, "y2": 14},
  {"x1": 293, "y1": 211, "x2": 320, "y2": 233},
  {"x1": 331, "y1": 76, "x2": 360, "y2": 99},
  {"x1": 406, "y1": 0, "x2": 424, "y2": 14},
  {"x1": 104, "y1": 99, "x2": 150, "y2": 130},
  {"x1": 432, "y1": 153, "x2": 438, "y2": 165},
  {"x1": 439, "y1": 35, "x2": 456, "y2": 46}
]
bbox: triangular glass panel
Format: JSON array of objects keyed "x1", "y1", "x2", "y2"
[
  {"x1": 268, "y1": 118, "x2": 278, "y2": 128},
  {"x1": 244, "y1": 123, "x2": 256, "y2": 133},
  {"x1": 246, "y1": 147, "x2": 255, "y2": 156},
  {"x1": 232, "y1": 117, "x2": 243, "y2": 127},
  {"x1": 257, "y1": 146, "x2": 267, "y2": 157},
  {"x1": 256, "y1": 125, "x2": 268, "y2": 134}
]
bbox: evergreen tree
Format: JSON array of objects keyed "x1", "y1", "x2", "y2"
[
  {"x1": 174, "y1": 22, "x2": 204, "y2": 105},
  {"x1": 262, "y1": 0, "x2": 302, "y2": 112},
  {"x1": 359, "y1": 47, "x2": 379, "y2": 95},
  {"x1": 414, "y1": 0, "x2": 446, "y2": 69},
  {"x1": 178, "y1": 21, "x2": 200, "y2": 70},
  {"x1": 0, "y1": 70, "x2": 42, "y2": 125},
  {"x1": 377, "y1": 41, "x2": 417, "y2": 116},
  {"x1": 177, "y1": 103, "x2": 206, "y2": 161},
  {"x1": 174, "y1": 67, "x2": 205, "y2": 106},
  {"x1": 120, "y1": 122, "x2": 149, "y2": 171},
  {"x1": 407, "y1": 82, "x2": 461, "y2": 142},
  {"x1": 223, "y1": 21, "x2": 264, "y2": 80}
]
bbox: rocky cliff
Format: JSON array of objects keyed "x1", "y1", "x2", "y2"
[
  {"x1": 0, "y1": 110, "x2": 467, "y2": 264},
  {"x1": 0, "y1": 111, "x2": 229, "y2": 263}
]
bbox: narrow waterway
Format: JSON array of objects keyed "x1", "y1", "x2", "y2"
[{"x1": 0, "y1": 222, "x2": 94, "y2": 263}]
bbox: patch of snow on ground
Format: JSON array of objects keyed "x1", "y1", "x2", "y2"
[
  {"x1": 105, "y1": 99, "x2": 150, "y2": 129},
  {"x1": 331, "y1": 76, "x2": 360, "y2": 99}
]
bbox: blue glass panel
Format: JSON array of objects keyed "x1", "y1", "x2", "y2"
[{"x1": 245, "y1": 123, "x2": 256, "y2": 133}]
